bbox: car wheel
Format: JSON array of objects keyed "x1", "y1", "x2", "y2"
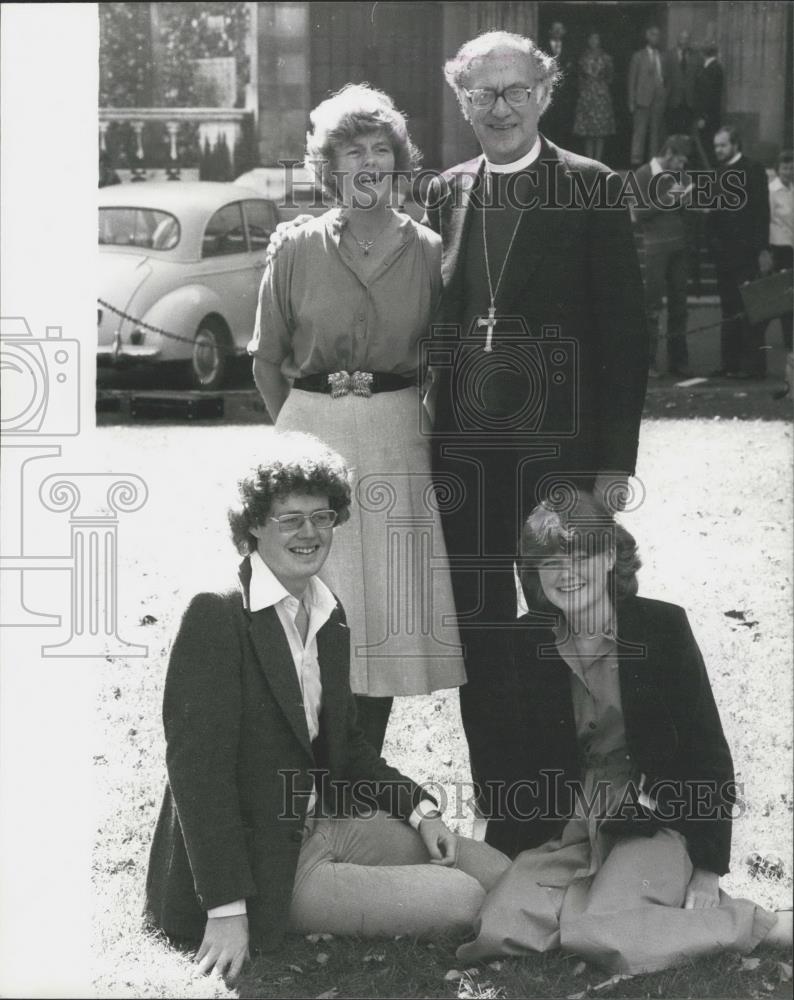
[{"x1": 190, "y1": 320, "x2": 228, "y2": 390}]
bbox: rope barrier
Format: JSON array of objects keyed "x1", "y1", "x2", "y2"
[{"x1": 98, "y1": 296, "x2": 748, "y2": 347}]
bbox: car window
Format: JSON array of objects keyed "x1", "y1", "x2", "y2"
[
  {"x1": 99, "y1": 208, "x2": 180, "y2": 250},
  {"x1": 202, "y1": 202, "x2": 246, "y2": 258},
  {"x1": 243, "y1": 199, "x2": 278, "y2": 251}
]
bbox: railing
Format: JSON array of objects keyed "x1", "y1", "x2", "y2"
[{"x1": 98, "y1": 107, "x2": 256, "y2": 183}]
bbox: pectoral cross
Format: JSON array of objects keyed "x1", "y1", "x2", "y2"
[{"x1": 478, "y1": 305, "x2": 497, "y2": 352}]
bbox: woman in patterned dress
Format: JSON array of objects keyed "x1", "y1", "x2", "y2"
[
  {"x1": 573, "y1": 32, "x2": 616, "y2": 162},
  {"x1": 249, "y1": 84, "x2": 465, "y2": 755}
]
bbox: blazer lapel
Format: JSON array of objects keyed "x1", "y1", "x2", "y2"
[
  {"x1": 238, "y1": 560, "x2": 313, "y2": 757},
  {"x1": 315, "y1": 609, "x2": 350, "y2": 765},
  {"x1": 616, "y1": 600, "x2": 679, "y2": 768}
]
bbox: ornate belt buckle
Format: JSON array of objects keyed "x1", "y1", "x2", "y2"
[
  {"x1": 326, "y1": 370, "x2": 373, "y2": 398},
  {"x1": 351, "y1": 371, "x2": 374, "y2": 398},
  {"x1": 327, "y1": 371, "x2": 351, "y2": 398}
]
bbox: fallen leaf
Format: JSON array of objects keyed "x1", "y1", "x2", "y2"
[
  {"x1": 287, "y1": 964, "x2": 303, "y2": 974},
  {"x1": 487, "y1": 961, "x2": 504, "y2": 971},
  {"x1": 306, "y1": 932, "x2": 334, "y2": 944},
  {"x1": 741, "y1": 957, "x2": 761, "y2": 971},
  {"x1": 316, "y1": 952, "x2": 330, "y2": 965},
  {"x1": 139, "y1": 614, "x2": 158, "y2": 625},
  {"x1": 444, "y1": 969, "x2": 463, "y2": 981},
  {"x1": 315, "y1": 990, "x2": 339, "y2": 1000},
  {"x1": 566, "y1": 992, "x2": 587, "y2": 1000},
  {"x1": 363, "y1": 952, "x2": 386, "y2": 963},
  {"x1": 592, "y1": 973, "x2": 633, "y2": 992},
  {"x1": 572, "y1": 960, "x2": 587, "y2": 975},
  {"x1": 778, "y1": 962, "x2": 792, "y2": 982}
]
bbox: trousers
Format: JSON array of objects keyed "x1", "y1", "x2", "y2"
[
  {"x1": 644, "y1": 244, "x2": 689, "y2": 371},
  {"x1": 456, "y1": 825, "x2": 775, "y2": 975},
  {"x1": 288, "y1": 808, "x2": 511, "y2": 938}
]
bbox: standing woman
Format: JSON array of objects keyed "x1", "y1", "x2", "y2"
[
  {"x1": 573, "y1": 32, "x2": 616, "y2": 162},
  {"x1": 248, "y1": 85, "x2": 465, "y2": 754}
]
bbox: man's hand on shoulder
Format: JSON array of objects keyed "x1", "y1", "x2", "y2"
[
  {"x1": 195, "y1": 914, "x2": 250, "y2": 981},
  {"x1": 266, "y1": 214, "x2": 314, "y2": 261},
  {"x1": 419, "y1": 814, "x2": 459, "y2": 867}
]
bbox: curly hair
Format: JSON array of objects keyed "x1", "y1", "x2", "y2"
[
  {"x1": 443, "y1": 30, "x2": 561, "y2": 121},
  {"x1": 518, "y1": 491, "x2": 641, "y2": 616},
  {"x1": 305, "y1": 83, "x2": 422, "y2": 199},
  {"x1": 227, "y1": 432, "x2": 352, "y2": 555}
]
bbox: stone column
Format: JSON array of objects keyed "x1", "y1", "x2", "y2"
[{"x1": 255, "y1": 2, "x2": 311, "y2": 165}]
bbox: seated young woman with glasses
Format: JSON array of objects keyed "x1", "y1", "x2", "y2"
[{"x1": 144, "y1": 432, "x2": 510, "y2": 981}]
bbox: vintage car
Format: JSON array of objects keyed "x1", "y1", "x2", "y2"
[{"x1": 98, "y1": 182, "x2": 278, "y2": 389}]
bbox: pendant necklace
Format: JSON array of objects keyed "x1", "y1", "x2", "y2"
[
  {"x1": 347, "y1": 212, "x2": 393, "y2": 256},
  {"x1": 479, "y1": 178, "x2": 524, "y2": 352}
]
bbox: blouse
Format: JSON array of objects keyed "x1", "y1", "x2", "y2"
[{"x1": 247, "y1": 210, "x2": 443, "y2": 378}]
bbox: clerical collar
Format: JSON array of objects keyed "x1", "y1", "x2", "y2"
[
  {"x1": 728, "y1": 152, "x2": 742, "y2": 166},
  {"x1": 484, "y1": 137, "x2": 542, "y2": 174}
]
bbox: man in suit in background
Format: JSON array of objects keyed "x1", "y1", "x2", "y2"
[
  {"x1": 709, "y1": 126, "x2": 770, "y2": 379},
  {"x1": 632, "y1": 134, "x2": 693, "y2": 379},
  {"x1": 423, "y1": 30, "x2": 647, "y2": 818},
  {"x1": 628, "y1": 25, "x2": 667, "y2": 167},
  {"x1": 541, "y1": 20, "x2": 577, "y2": 149},
  {"x1": 694, "y1": 44, "x2": 724, "y2": 165},
  {"x1": 663, "y1": 29, "x2": 700, "y2": 136}
]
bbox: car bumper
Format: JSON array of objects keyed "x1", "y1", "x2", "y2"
[{"x1": 97, "y1": 342, "x2": 162, "y2": 365}]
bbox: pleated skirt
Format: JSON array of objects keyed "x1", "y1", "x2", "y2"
[{"x1": 276, "y1": 386, "x2": 466, "y2": 696}]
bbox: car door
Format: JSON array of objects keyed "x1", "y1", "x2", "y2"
[
  {"x1": 195, "y1": 201, "x2": 257, "y2": 349},
  {"x1": 242, "y1": 199, "x2": 279, "y2": 330}
]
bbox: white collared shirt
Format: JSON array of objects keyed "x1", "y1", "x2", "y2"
[
  {"x1": 727, "y1": 152, "x2": 742, "y2": 166},
  {"x1": 249, "y1": 549, "x2": 335, "y2": 744},
  {"x1": 484, "y1": 135, "x2": 542, "y2": 174},
  {"x1": 650, "y1": 157, "x2": 663, "y2": 177},
  {"x1": 769, "y1": 175, "x2": 793, "y2": 247},
  {"x1": 647, "y1": 45, "x2": 663, "y2": 81},
  {"x1": 703, "y1": 56, "x2": 717, "y2": 68},
  {"x1": 209, "y1": 553, "x2": 434, "y2": 918}
]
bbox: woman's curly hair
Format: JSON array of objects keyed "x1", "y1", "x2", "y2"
[
  {"x1": 518, "y1": 491, "x2": 641, "y2": 616},
  {"x1": 228, "y1": 432, "x2": 352, "y2": 555},
  {"x1": 305, "y1": 83, "x2": 422, "y2": 199}
]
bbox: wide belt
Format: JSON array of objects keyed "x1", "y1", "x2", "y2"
[{"x1": 292, "y1": 371, "x2": 416, "y2": 398}]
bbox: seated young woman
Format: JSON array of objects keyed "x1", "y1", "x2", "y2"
[
  {"x1": 456, "y1": 491, "x2": 792, "y2": 974},
  {"x1": 144, "y1": 432, "x2": 509, "y2": 981}
]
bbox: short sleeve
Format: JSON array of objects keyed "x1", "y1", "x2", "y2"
[{"x1": 247, "y1": 241, "x2": 295, "y2": 364}]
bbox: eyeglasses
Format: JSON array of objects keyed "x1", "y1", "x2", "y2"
[
  {"x1": 269, "y1": 509, "x2": 338, "y2": 533},
  {"x1": 463, "y1": 86, "x2": 535, "y2": 110}
]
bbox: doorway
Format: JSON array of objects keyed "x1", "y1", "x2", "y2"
[{"x1": 538, "y1": 2, "x2": 668, "y2": 168}]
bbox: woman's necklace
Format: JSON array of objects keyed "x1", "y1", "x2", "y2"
[
  {"x1": 346, "y1": 212, "x2": 393, "y2": 255},
  {"x1": 479, "y1": 180, "x2": 524, "y2": 352}
]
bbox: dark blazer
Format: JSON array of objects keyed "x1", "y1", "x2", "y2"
[
  {"x1": 663, "y1": 47, "x2": 701, "y2": 109},
  {"x1": 709, "y1": 154, "x2": 771, "y2": 263},
  {"x1": 693, "y1": 60, "x2": 724, "y2": 132},
  {"x1": 631, "y1": 161, "x2": 688, "y2": 251},
  {"x1": 474, "y1": 596, "x2": 736, "y2": 876},
  {"x1": 423, "y1": 137, "x2": 648, "y2": 480},
  {"x1": 144, "y1": 559, "x2": 431, "y2": 949}
]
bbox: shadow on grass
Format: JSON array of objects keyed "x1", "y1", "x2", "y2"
[{"x1": 232, "y1": 933, "x2": 793, "y2": 1000}]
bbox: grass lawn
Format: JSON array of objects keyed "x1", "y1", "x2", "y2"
[{"x1": 93, "y1": 418, "x2": 792, "y2": 999}]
